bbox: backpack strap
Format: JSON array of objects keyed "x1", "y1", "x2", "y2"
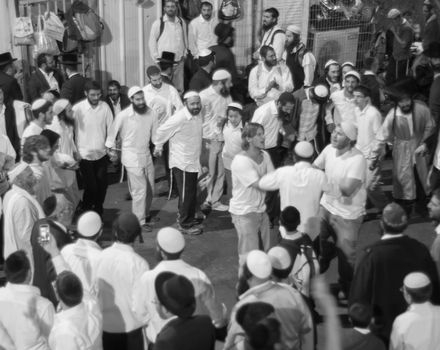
[
  {"x1": 269, "y1": 29, "x2": 285, "y2": 46},
  {"x1": 159, "y1": 16, "x2": 184, "y2": 40}
]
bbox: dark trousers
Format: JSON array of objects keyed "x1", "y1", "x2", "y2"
[
  {"x1": 265, "y1": 146, "x2": 287, "y2": 223},
  {"x1": 430, "y1": 166, "x2": 440, "y2": 192},
  {"x1": 79, "y1": 155, "x2": 108, "y2": 216},
  {"x1": 172, "y1": 167, "x2": 198, "y2": 228},
  {"x1": 103, "y1": 329, "x2": 144, "y2": 350},
  {"x1": 386, "y1": 57, "x2": 409, "y2": 84}
]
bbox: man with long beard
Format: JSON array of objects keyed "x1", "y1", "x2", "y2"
[
  {"x1": 106, "y1": 87, "x2": 158, "y2": 230},
  {"x1": 253, "y1": 7, "x2": 285, "y2": 62}
]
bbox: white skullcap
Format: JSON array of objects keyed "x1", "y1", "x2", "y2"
[
  {"x1": 212, "y1": 69, "x2": 231, "y2": 81},
  {"x1": 127, "y1": 86, "x2": 143, "y2": 99},
  {"x1": 324, "y1": 59, "x2": 339, "y2": 69},
  {"x1": 183, "y1": 91, "x2": 200, "y2": 100},
  {"x1": 340, "y1": 121, "x2": 358, "y2": 141},
  {"x1": 313, "y1": 84, "x2": 329, "y2": 98},
  {"x1": 53, "y1": 99, "x2": 69, "y2": 115},
  {"x1": 404, "y1": 272, "x2": 431, "y2": 289},
  {"x1": 77, "y1": 211, "x2": 102, "y2": 237},
  {"x1": 7, "y1": 162, "x2": 29, "y2": 182},
  {"x1": 198, "y1": 48, "x2": 213, "y2": 58},
  {"x1": 268, "y1": 246, "x2": 292, "y2": 270},
  {"x1": 286, "y1": 25, "x2": 301, "y2": 35},
  {"x1": 157, "y1": 227, "x2": 185, "y2": 253},
  {"x1": 341, "y1": 61, "x2": 355, "y2": 68},
  {"x1": 31, "y1": 98, "x2": 48, "y2": 111},
  {"x1": 344, "y1": 70, "x2": 361, "y2": 81},
  {"x1": 387, "y1": 8, "x2": 401, "y2": 19},
  {"x1": 228, "y1": 102, "x2": 243, "y2": 110},
  {"x1": 294, "y1": 141, "x2": 314, "y2": 158},
  {"x1": 246, "y1": 250, "x2": 272, "y2": 279}
]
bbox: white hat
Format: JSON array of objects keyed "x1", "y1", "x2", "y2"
[
  {"x1": 341, "y1": 61, "x2": 355, "y2": 68},
  {"x1": 212, "y1": 69, "x2": 231, "y2": 81},
  {"x1": 286, "y1": 25, "x2": 301, "y2": 35},
  {"x1": 268, "y1": 246, "x2": 291, "y2": 270},
  {"x1": 183, "y1": 91, "x2": 200, "y2": 100},
  {"x1": 294, "y1": 141, "x2": 314, "y2": 158},
  {"x1": 404, "y1": 272, "x2": 431, "y2": 289},
  {"x1": 340, "y1": 121, "x2": 358, "y2": 141},
  {"x1": 228, "y1": 102, "x2": 243, "y2": 110},
  {"x1": 324, "y1": 59, "x2": 339, "y2": 69},
  {"x1": 246, "y1": 250, "x2": 272, "y2": 279},
  {"x1": 77, "y1": 211, "x2": 102, "y2": 237},
  {"x1": 387, "y1": 8, "x2": 401, "y2": 19},
  {"x1": 7, "y1": 162, "x2": 29, "y2": 182},
  {"x1": 31, "y1": 98, "x2": 48, "y2": 111},
  {"x1": 128, "y1": 86, "x2": 143, "y2": 99},
  {"x1": 344, "y1": 70, "x2": 361, "y2": 81},
  {"x1": 198, "y1": 49, "x2": 213, "y2": 58},
  {"x1": 53, "y1": 99, "x2": 69, "y2": 115},
  {"x1": 157, "y1": 227, "x2": 185, "y2": 253}
]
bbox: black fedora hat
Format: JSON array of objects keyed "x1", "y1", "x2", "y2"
[
  {"x1": 424, "y1": 42, "x2": 440, "y2": 59},
  {"x1": 155, "y1": 272, "x2": 196, "y2": 318},
  {"x1": 158, "y1": 51, "x2": 177, "y2": 64},
  {"x1": 0, "y1": 52, "x2": 17, "y2": 67},
  {"x1": 59, "y1": 53, "x2": 81, "y2": 65}
]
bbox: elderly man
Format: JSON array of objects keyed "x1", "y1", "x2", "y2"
[
  {"x1": 200, "y1": 69, "x2": 233, "y2": 211},
  {"x1": 3, "y1": 163, "x2": 44, "y2": 279},
  {"x1": 154, "y1": 91, "x2": 204, "y2": 236},
  {"x1": 248, "y1": 46, "x2": 293, "y2": 106},
  {"x1": 28, "y1": 53, "x2": 63, "y2": 101},
  {"x1": 21, "y1": 98, "x2": 54, "y2": 147},
  {"x1": 283, "y1": 25, "x2": 316, "y2": 91},
  {"x1": 106, "y1": 86, "x2": 158, "y2": 230},
  {"x1": 254, "y1": 8, "x2": 285, "y2": 62}
]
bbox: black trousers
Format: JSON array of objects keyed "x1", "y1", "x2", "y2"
[
  {"x1": 79, "y1": 155, "x2": 108, "y2": 216},
  {"x1": 103, "y1": 328, "x2": 144, "y2": 350},
  {"x1": 172, "y1": 167, "x2": 198, "y2": 228},
  {"x1": 265, "y1": 146, "x2": 287, "y2": 223}
]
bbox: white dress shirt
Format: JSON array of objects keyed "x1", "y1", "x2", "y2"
[
  {"x1": 355, "y1": 103, "x2": 383, "y2": 158},
  {"x1": 248, "y1": 62, "x2": 293, "y2": 105},
  {"x1": 259, "y1": 25, "x2": 286, "y2": 61},
  {"x1": 0, "y1": 104, "x2": 7, "y2": 137},
  {"x1": 252, "y1": 100, "x2": 281, "y2": 149},
  {"x1": 49, "y1": 300, "x2": 102, "y2": 350},
  {"x1": 105, "y1": 105, "x2": 158, "y2": 168},
  {"x1": 199, "y1": 86, "x2": 232, "y2": 140},
  {"x1": 188, "y1": 14, "x2": 218, "y2": 58},
  {"x1": 143, "y1": 83, "x2": 183, "y2": 125},
  {"x1": 73, "y1": 100, "x2": 113, "y2": 161},
  {"x1": 96, "y1": 242, "x2": 149, "y2": 333},
  {"x1": 39, "y1": 68, "x2": 60, "y2": 92},
  {"x1": 21, "y1": 121, "x2": 44, "y2": 148},
  {"x1": 149, "y1": 14, "x2": 187, "y2": 62},
  {"x1": 325, "y1": 89, "x2": 357, "y2": 125},
  {"x1": 0, "y1": 283, "x2": 55, "y2": 350},
  {"x1": 222, "y1": 121, "x2": 243, "y2": 170},
  {"x1": 154, "y1": 107, "x2": 203, "y2": 173},
  {"x1": 133, "y1": 259, "x2": 226, "y2": 342},
  {"x1": 259, "y1": 161, "x2": 327, "y2": 232},
  {"x1": 390, "y1": 302, "x2": 440, "y2": 350},
  {"x1": 61, "y1": 239, "x2": 102, "y2": 297}
]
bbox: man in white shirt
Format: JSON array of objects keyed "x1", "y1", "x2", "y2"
[
  {"x1": 353, "y1": 85, "x2": 387, "y2": 215},
  {"x1": 96, "y1": 213, "x2": 149, "y2": 350},
  {"x1": 154, "y1": 91, "x2": 204, "y2": 236},
  {"x1": 133, "y1": 227, "x2": 227, "y2": 344},
  {"x1": 149, "y1": 0, "x2": 188, "y2": 94},
  {"x1": 106, "y1": 86, "x2": 158, "y2": 229},
  {"x1": 0, "y1": 250, "x2": 55, "y2": 350},
  {"x1": 188, "y1": 1, "x2": 218, "y2": 60},
  {"x1": 200, "y1": 69, "x2": 233, "y2": 211},
  {"x1": 259, "y1": 141, "x2": 327, "y2": 235},
  {"x1": 325, "y1": 70, "x2": 360, "y2": 132},
  {"x1": 61, "y1": 211, "x2": 103, "y2": 296},
  {"x1": 28, "y1": 53, "x2": 63, "y2": 101},
  {"x1": 249, "y1": 46, "x2": 293, "y2": 106},
  {"x1": 254, "y1": 7, "x2": 285, "y2": 62},
  {"x1": 73, "y1": 80, "x2": 113, "y2": 216},
  {"x1": 21, "y1": 98, "x2": 54, "y2": 148},
  {"x1": 390, "y1": 272, "x2": 440, "y2": 350},
  {"x1": 313, "y1": 122, "x2": 366, "y2": 296}
]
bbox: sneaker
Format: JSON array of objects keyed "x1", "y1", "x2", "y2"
[
  {"x1": 141, "y1": 223, "x2": 153, "y2": 232},
  {"x1": 211, "y1": 202, "x2": 229, "y2": 211},
  {"x1": 177, "y1": 224, "x2": 203, "y2": 235}
]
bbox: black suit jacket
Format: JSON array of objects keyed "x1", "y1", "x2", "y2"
[
  {"x1": 3, "y1": 102, "x2": 21, "y2": 160},
  {"x1": 28, "y1": 68, "x2": 63, "y2": 102},
  {"x1": 0, "y1": 71, "x2": 23, "y2": 104},
  {"x1": 60, "y1": 73, "x2": 88, "y2": 105},
  {"x1": 424, "y1": 76, "x2": 440, "y2": 153},
  {"x1": 104, "y1": 93, "x2": 131, "y2": 117}
]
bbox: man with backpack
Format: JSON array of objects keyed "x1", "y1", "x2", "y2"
[{"x1": 149, "y1": 0, "x2": 188, "y2": 94}]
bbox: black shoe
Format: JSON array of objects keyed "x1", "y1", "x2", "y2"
[
  {"x1": 125, "y1": 192, "x2": 132, "y2": 201},
  {"x1": 319, "y1": 257, "x2": 331, "y2": 274}
]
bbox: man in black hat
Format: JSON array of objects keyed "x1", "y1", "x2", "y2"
[
  {"x1": 349, "y1": 202, "x2": 440, "y2": 344},
  {"x1": 210, "y1": 23, "x2": 238, "y2": 86},
  {"x1": 154, "y1": 272, "x2": 217, "y2": 350},
  {"x1": 0, "y1": 87, "x2": 20, "y2": 158},
  {"x1": 0, "y1": 52, "x2": 23, "y2": 104},
  {"x1": 158, "y1": 51, "x2": 176, "y2": 86},
  {"x1": 28, "y1": 53, "x2": 64, "y2": 102},
  {"x1": 188, "y1": 49, "x2": 215, "y2": 92},
  {"x1": 59, "y1": 53, "x2": 87, "y2": 105}
]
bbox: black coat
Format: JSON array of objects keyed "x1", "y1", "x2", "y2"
[
  {"x1": 341, "y1": 328, "x2": 386, "y2": 350},
  {"x1": 104, "y1": 93, "x2": 131, "y2": 117},
  {"x1": 361, "y1": 74, "x2": 381, "y2": 110},
  {"x1": 3, "y1": 102, "x2": 21, "y2": 160},
  {"x1": 0, "y1": 71, "x2": 23, "y2": 104},
  {"x1": 349, "y1": 235, "x2": 440, "y2": 342},
  {"x1": 209, "y1": 44, "x2": 238, "y2": 84},
  {"x1": 60, "y1": 73, "x2": 88, "y2": 105},
  {"x1": 188, "y1": 68, "x2": 212, "y2": 92},
  {"x1": 423, "y1": 76, "x2": 440, "y2": 154},
  {"x1": 27, "y1": 68, "x2": 63, "y2": 102}
]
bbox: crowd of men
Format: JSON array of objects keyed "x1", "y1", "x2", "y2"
[{"x1": 1, "y1": 0, "x2": 440, "y2": 349}]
